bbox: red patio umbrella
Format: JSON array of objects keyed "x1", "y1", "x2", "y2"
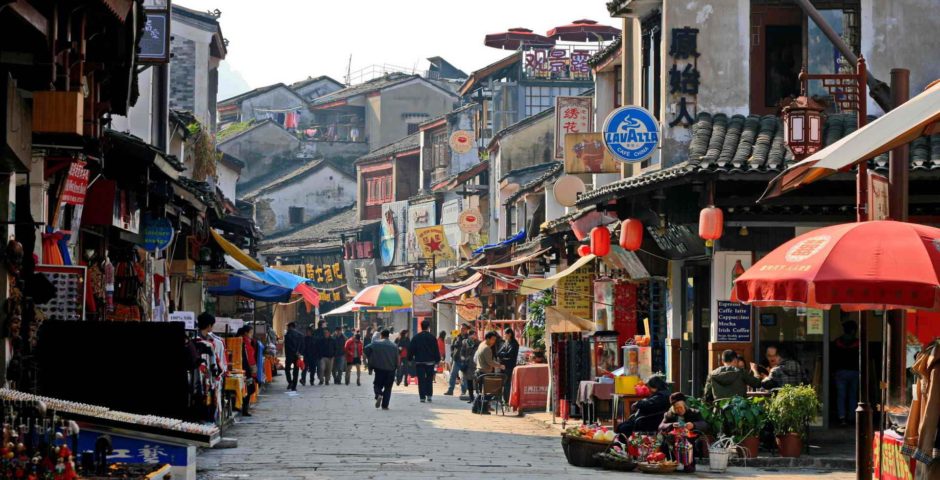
[
  {"x1": 733, "y1": 220, "x2": 940, "y2": 311},
  {"x1": 547, "y1": 19, "x2": 620, "y2": 42},
  {"x1": 732, "y1": 220, "x2": 940, "y2": 480},
  {"x1": 484, "y1": 27, "x2": 556, "y2": 50}
]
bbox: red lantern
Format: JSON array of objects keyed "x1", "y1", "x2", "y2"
[
  {"x1": 590, "y1": 227, "x2": 611, "y2": 257},
  {"x1": 577, "y1": 245, "x2": 591, "y2": 257},
  {"x1": 699, "y1": 206, "x2": 724, "y2": 246},
  {"x1": 619, "y1": 218, "x2": 643, "y2": 251}
]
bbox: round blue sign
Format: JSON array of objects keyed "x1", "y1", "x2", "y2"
[
  {"x1": 143, "y1": 217, "x2": 175, "y2": 252},
  {"x1": 602, "y1": 106, "x2": 660, "y2": 163}
]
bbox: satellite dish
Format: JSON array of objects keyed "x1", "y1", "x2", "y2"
[{"x1": 553, "y1": 175, "x2": 586, "y2": 207}]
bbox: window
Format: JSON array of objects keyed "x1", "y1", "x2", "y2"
[
  {"x1": 641, "y1": 12, "x2": 662, "y2": 120},
  {"x1": 750, "y1": 4, "x2": 861, "y2": 114},
  {"x1": 407, "y1": 123, "x2": 420, "y2": 135},
  {"x1": 365, "y1": 174, "x2": 393, "y2": 206},
  {"x1": 523, "y1": 86, "x2": 590, "y2": 117},
  {"x1": 288, "y1": 207, "x2": 304, "y2": 225}
]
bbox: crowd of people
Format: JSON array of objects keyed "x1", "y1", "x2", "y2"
[{"x1": 278, "y1": 319, "x2": 522, "y2": 413}]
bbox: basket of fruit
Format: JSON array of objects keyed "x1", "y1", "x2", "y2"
[
  {"x1": 637, "y1": 459, "x2": 679, "y2": 474},
  {"x1": 561, "y1": 425, "x2": 615, "y2": 468}
]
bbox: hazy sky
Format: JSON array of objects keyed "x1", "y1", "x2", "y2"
[{"x1": 175, "y1": 0, "x2": 616, "y2": 98}]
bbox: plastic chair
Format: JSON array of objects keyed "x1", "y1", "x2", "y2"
[{"x1": 475, "y1": 373, "x2": 507, "y2": 415}]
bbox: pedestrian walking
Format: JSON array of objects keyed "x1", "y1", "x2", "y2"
[
  {"x1": 408, "y1": 319, "x2": 442, "y2": 403},
  {"x1": 437, "y1": 330, "x2": 447, "y2": 377},
  {"x1": 316, "y1": 328, "x2": 336, "y2": 385},
  {"x1": 332, "y1": 326, "x2": 347, "y2": 385},
  {"x1": 395, "y1": 330, "x2": 412, "y2": 387},
  {"x1": 237, "y1": 326, "x2": 257, "y2": 416},
  {"x1": 283, "y1": 322, "x2": 303, "y2": 391},
  {"x1": 344, "y1": 333, "x2": 364, "y2": 386},
  {"x1": 460, "y1": 330, "x2": 479, "y2": 402},
  {"x1": 300, "y1": 326, "x2": 317, "y2": 386},
  {"x1": 364, "y1": 329, "x2": 400, "y2": 410},
  {"x1": 832, "y1": 320, "x2": 860, "y2": 426},
  {"x1": 445, "y1": 324, "x2": 470, "y2": 396},
  {"x1": 496, "y1": 327, "x2": 520, "y2": 403}
]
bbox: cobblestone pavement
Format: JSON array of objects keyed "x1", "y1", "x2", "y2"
[{"x1": 197, "y1": 373, "x2": 853, "y2": 480}]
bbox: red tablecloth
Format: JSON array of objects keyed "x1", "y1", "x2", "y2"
[{"x1": 508, "y1": 364, "x2": 549, "y2": 411}]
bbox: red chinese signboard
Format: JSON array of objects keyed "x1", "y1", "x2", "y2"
[
  {"x1": 554, "y1": 96, "x2": 593, "y2": 160},
  {"x1": 61, "y1": 161, "x2": 89, "y2": 205}
]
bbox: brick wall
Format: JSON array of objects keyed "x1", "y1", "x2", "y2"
[{"x1": 169, "y1": 38, "x2": 196, "y2": 112}]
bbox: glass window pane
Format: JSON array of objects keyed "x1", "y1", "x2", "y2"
[{"x1": 808, "y1": 10, "x2": 845, "y2": 97}]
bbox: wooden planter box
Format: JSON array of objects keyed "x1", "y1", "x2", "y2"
[{"x1": 32, "y1": 91, "x2": 83, "y2": 135}]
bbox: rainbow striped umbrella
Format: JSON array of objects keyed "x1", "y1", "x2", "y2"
[{"x1": 353, "y1": 284, "x2": 413, "y2": 308}]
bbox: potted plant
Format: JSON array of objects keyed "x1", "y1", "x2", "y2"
[
  {"x1": 766, "y1": 384, "x2": 821, "y2": 457},
  {"x1": 715, "y1": 396, "x2": 766, "y2": 458},
  {"x1": 685, "y1": 397, "x2": 722, "y2": 440}
]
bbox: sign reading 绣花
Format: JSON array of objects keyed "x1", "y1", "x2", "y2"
[{"x1": 602, "y1": 106, "x2": 660, "y2": 163}]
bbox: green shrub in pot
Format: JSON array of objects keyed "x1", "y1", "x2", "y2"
[
  {"x1": 767, "y1": 384, "x2": 821, "y2": 436},
  {"x1": 715, "y1": 395, "x2": 767, "y2": 443},
  {"x1": 685, "y1": 396, "x2": 722, "y2": 436}
]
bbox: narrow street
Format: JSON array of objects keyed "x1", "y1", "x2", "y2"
[{"x1": 197, "y1": 374, "x2": 853, "y2": 480}]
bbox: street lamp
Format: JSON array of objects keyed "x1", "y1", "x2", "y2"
[{"x1": 782, "y1": 84, "x2": 826, "y2": 161}]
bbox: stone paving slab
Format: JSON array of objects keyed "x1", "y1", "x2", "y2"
[{"x1": 197, "y1": 374, "x2": 853, "y2": 480}]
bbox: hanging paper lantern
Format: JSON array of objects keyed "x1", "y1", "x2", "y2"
[
  {"x1": 699, "y1": 206, "x2": 724, "y2": 246},
  {"x1": 619, "y1": 218, "x2": 643, "y2": 251},
  {"x1": 577, "y1": 245, "x2": 592, "y2": 257},
  {"x1": 590, "y1": 227, "x2": 611, "y2": 257}
]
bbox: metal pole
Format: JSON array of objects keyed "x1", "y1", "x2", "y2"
[
  {"x1": 857, "y1": 311, "x2": 873, "y2": 480},
  {"x1": 887, "y1": 68, "x2": 910, "y2": 407},
  {"x1": 855, "y1": 56, "x2": 873, "y2": 480},
  {"x1": 791, "y1": 0, "x2": 892, "y2": 112}
]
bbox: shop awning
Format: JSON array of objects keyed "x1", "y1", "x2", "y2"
[
  {"x1": 208, "y1": 275, "x2": 292, "y2": 303},
  {"x1": 474, "y1": 248, "x2": 550, "y2": 271},
  {"x1": 762, "y1": 79, "x2": 940, "y2": 200},
  {"x1": 518, "y1": 254, "x2": 596, "y2": 295},
  {"x1": 430, "y1": 273, "x2": 484, "y2": 303},
  {"x1": 211, "y1": 229, "x2": 263, "y2": 271},
  {"x1": 545, "y1": 306, "x2": 595, "y2": 333},
  {"x1": 414, "y1": 272, "x2": 485, "y2": 296},
  {"x1": 473, "y1": 229, "x2": 526, "y2": 255},
  {"x1": 322, "y1": 300, "x2": 359, "y2": 316}
]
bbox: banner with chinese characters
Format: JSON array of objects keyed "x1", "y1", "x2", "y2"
[
  {"x1": 415, "y1": 225, "x2": 456, "y2": 262},
  {"x1": 667, "y1": 27, "x2": 700, "y2": 128},
  {"x1": 407, "y1": 202, "x2": 436, "y2": 263},
  {"x1": 565, "y1": 132, "x2": 619, "y2": 173},
  {"x1": 524, "y1": 47, "x2": 593, "y2": 81},
  {"x1": 555, "y1": 96, "x2": 593, "y2": 160},
  {"x1": 62, "y1": 161, "x2": 90, "y2": 205}
]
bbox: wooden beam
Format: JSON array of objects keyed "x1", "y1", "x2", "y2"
[{"x1": 8, "y1": 0, "x2": 48, "y2": 37}]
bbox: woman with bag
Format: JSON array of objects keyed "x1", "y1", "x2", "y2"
[
  {"x1": 344, "y1": 333, "x2": 364, "y2": 386},
  {"x1": 238, "y1": 327, "x2": 258, "y2": 417}
]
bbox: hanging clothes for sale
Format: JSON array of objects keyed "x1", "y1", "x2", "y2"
[{"x1": 903, "y1": 340, "x2": 940, "y2": 478}]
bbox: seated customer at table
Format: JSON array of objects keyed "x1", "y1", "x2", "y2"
[
  {"x1": 752, "y1": 345, "x2": 805, "y2": 389},
  {"x1": 703, "y1": 350, "x2": 762, "y2": 402},
  {"x1": 614, "y1": 374, "x2": 670, "y2": 436}
]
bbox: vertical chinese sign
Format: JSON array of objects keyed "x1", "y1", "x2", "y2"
[
  {"x1": 667, "y1": 27, "x2": 701, "y2": 127},
  {"x1": 554, "y1": 96, "x2": 594, "y2": 160},
  {"x1": 555, "y1": 265, "x2": 593, "y2": 320}
]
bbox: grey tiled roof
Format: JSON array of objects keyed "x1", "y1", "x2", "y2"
[
  {"x1": 241, "y1": 160, "x2": 329, "y2": 200},
  {"x1": 259, "y1": 205, "x2": 358, "y2": 255},
  {"x1": 576, "y1": 111, "x2": 940, "y2": 207},
  {"x1": 588, "y1": 35, "x2": 621, "y2": 67},
  {"x1": 356, "y1": 133, "x2": 421, "y2": 164},
  {"x1": 310, "y1": 73, "x2": 416, "y2": 106},
  {"x1": 504, "y1": 161, "x2": 564, "y2": 205}
]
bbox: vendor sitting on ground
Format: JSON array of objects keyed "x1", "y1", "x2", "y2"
[
  {"x1": 659, "y1": 392, "x2": 709, "y2": 472},
  {"x1": 614, "y1": 374, "x2": 670, "y2": 436}
]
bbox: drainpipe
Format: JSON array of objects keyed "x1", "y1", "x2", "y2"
[{"x1": 791, "y1": 0, "x2": 892, "y2": 112}]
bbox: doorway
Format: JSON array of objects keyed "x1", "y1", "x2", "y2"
[{"x1": 681, "y1": 263, "x2": 711, "y2": 396}]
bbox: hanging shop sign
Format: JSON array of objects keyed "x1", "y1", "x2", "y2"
[
  {"x1": 62, "y1": 161, "x2": 90, "y2": 205},
  {"x1": 554, "y1": 96, "x2": 594, "y2": 160},
  {"x1": 415, "y1": 225, "x2": 456, "y2": 261},
  {"x1": 412, "y1": 281, "x2": 435, "y2": 317},
  {"x1": 343, "y1": 259, "x2": 377, "y2": 292},
  {"x1": 868, "y1": 171, "x2": 890, "y2": 221},
  {"x1": 602, "y1": 106, "x2": 660, "y2": 163},
  {"x1": 457, "y1": 297, "x2": 483, "y2": 321},
  {"x1": 407, "y1": 202, "x2": 436, "y2": 263},
  {"x1": 667, "y1": 27, "x2": 700, "y2": 127},
  {"x1": 457, "y1": 208, "x2": 483, "y2": 233},
  {"x1": 716, "y1": 300, "x2": 751, "y2": 342},
  {"x1": 449, "y1": 130, "x2": 475, "y2": 154},
  {"x1": 555, "y1": 265, "x2": 593, "y2": 320},
  {"x1": 138, "y1": 9, "x2": 171, "y2": 64},
  {"x1": 523, "y1": 46, "x2": 593, "y2": 81},
  {"x1": 565, "y1": 132, "x2": 619, "y2": 174},
  {"x1": 593, "y1": 280, "x2": 614, "y2": 331},
  {"x1": 143, "y1": 217, "x2": 174, "y2": 252},
  {"x1": 380, "y1": 201, "x2": 409, "y2": 267}
]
